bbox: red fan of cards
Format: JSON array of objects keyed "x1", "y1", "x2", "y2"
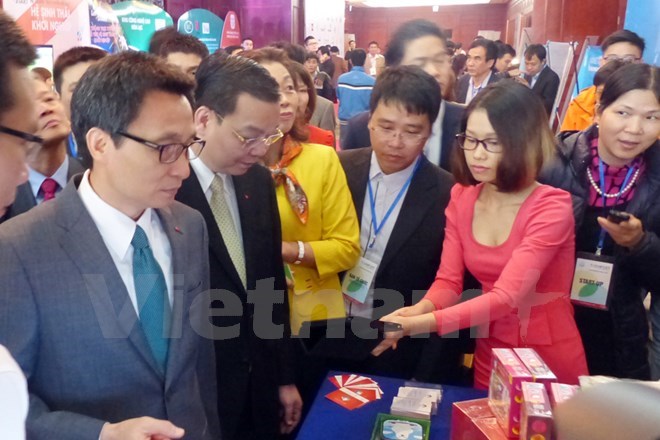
[{"x1": 325, "y1": 374, "x2": 384, "y2": 410}]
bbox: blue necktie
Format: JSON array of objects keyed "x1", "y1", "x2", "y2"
[{"x1": 132, "y1": 225, "x2": 171, "y2": 372}]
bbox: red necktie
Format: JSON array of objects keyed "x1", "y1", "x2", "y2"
[{"x1": 40, "y1": 178, "x2": 59, "y2": 202}]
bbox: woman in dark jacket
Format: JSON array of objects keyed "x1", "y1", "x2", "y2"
[{"x1": 542, "y1": 63, "x2": 660, "y2": 379}]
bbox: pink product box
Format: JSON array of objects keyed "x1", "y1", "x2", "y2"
[
  {"x1": 513, "y1": 348, "x2": 557, "y2": 393},
  {"x1": 549, "y1": 383, "x2": 579, "y2": 408},
  {"x1": 520, "y1": 382, "x2": 553, "y2": 440},
  {"x1": 488, "y1": 349, "x2": 533, "y2": 438}
]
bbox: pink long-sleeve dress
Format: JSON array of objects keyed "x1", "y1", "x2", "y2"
[{"x1": 425, "y1": 183, "x2": 588, "y2": 389}]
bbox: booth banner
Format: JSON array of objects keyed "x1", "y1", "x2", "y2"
[
  {"x1": 111, "y1": 0, "x2": 173, "y2": 51},
  {"x1": 89, "y1": 0, "x2": 127, "y2": 53},
  {"x1": 5, "y1": 0, "x2": 91, "y2": 57},
  {"x1": 219, "y1": 10, "x2": 241, "y2": 49},
  {"x1": 178, "y1": 9, "x2": 223, "y2": 54},
  {"x1": 304, "y1": 0, "x2": 344, "y2": 50}
]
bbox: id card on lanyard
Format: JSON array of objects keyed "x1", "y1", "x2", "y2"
[
  {"x1": 570, "y1": 159, "x2": 634, "y2": 310},
  {"x1": 343, "y1": 157, "x2": 422, "y2": 304}
]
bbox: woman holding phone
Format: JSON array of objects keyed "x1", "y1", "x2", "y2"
[
  {"x1": 543, "y1": 63, "x2": 660, "y2": 379},
  {"x1": 373, "y1": 80, "x2": 588, "y2": 389}
]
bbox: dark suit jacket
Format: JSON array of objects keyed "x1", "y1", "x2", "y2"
[
  {"x1": 176, "y1": 164, "x2": 292, "y2": 439},
  {"x1": 342, "y1": 101, "x2": 465, "y2": 172},
  {"x1": 455, "y1": 71, "x2": 501, "y2": 104},
  {"x1": 0, "y1": 156, "x2": 84, "y2": 223},
  {"x1": 526, "y1": 65, "x2": 561, "y2": 117},
  {"x1": 0, "y1": 177, "x2": 220, "y2": 440},
  {"x1": 338, "y1": 149, "x2": 472, "y2": 381}
]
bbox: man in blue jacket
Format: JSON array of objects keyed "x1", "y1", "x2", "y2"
[{"x1": 337, "y1": 49, "x2": 375, "y2": 146}]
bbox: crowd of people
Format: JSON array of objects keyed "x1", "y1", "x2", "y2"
[{"x1": 0, "y1": 8, "x2": 658, "y2": 440}]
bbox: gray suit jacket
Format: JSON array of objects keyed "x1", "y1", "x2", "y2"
[
  {"x1": 0, "y1": 176, "x2": 220, "y2": 440},
  {"x1": 310, "y1": 95, "x2": 337, "y2": 132}
]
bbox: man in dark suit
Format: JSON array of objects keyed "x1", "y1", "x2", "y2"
[
  {"x1": 523, "y1": 44, "x2": 561, "y2": 117},
  {"x1": 176, "y1": 54, "x2": 301, "y2": 440},
  {"x1": 1, "y1": 76, "x2": 84, "y2": 223},
  {"x1": 0, "y1": 51, "x2": 221, "y2": 439},
  {"x1": 342, "y1": 19, "x2": 465, "y2": 173},
  {"x1": 455, "y1": 38, "x2": 501, "y2": 104},
  {"x1": 339, "y1": 66, "x2": 466, "y2": 381}
]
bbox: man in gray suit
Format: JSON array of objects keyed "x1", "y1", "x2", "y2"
[{"x1": 0, "y1": 51, "x2": 221, "y2": 440}]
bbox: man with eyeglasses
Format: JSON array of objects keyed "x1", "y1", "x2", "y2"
[
  {"x1": 176, "y1": 54, "x2": 301, "y2": 440},
  {"x1": 338, "y1": 66, "x2": 456, "y2": 380},
  {"x1": 0, "y1": 76, "x2": 85, "y2": 224},
  {"x1": 342, "y1": 19, "x2": 465, "y2": 173},
  {"x1": 0, "y1": 50, "x2": 221, "y2": 439},
  {"x1": 0, "y1": 11, "x2": 39, "y2": 440},
  {"x1": 561, "y1": 29, "x2": 645, "y2": 132}
]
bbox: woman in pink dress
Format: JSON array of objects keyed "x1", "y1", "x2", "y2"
[{"x1": 374, "y1": 80, "x2": 588, "y2": 389}]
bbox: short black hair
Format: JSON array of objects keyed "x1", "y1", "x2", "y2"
[
  {"x1": 159, "y1": 33, "x2": 209, "y2": 59},
  {"x1": 524, "y1": 44, "x2": 546, "y2": 61},
  {"x1": 53, "y1": 46, "x2": 107, "y2": 94},
  {"x1": 71, "y1": 51, "x2": 195, "y2": 167},
  {"x1": 269, "y1": 41, "x2": 307, "y2": 64},
  {"x1": 350, "y1": 49, "x2": 367, "y2": 67},
  {"x1": 601, "y1": 29, "x2": 645, "y2": 54},
  {"x1": 194, "y1": 53, "x2": 280, "y2": 118},
  {"x1": 330, "y1": 46, "x2": 340, "y2": 54},
  {"x1": 242, "y1": 36, "x2": 253, "y2": 43},
  {"x1": 385, "y1": 19, "x2": 447, "y2": 67},
  {"x1": 148, "y1": 27, "x2": 179, "y2": 54},
  {"x1": 369, "y1": 65, "x2": 441, "y2": 126},
  {"x1": 368, "y1": 41, "x2": 379, "y2": 47},
  {"x1": 0, "y1": 10, "x2": 37, "y2": 116},
  {"x1": 223, "y1": 45, "x2": 244, "y2": 55},
  {"x1": 593, "y1": 59, "x2": 626, "y2": 87},
  {"x1": 318, "y1": 46, "x2": 330, "y2": 56},
  {"x1": 497, "y1": 42, "x2": 516, "y2": 59},
  {"x1": 598, "y1": 63, "x2": 659, "y2": 113},
  {"x1": 468, "y1": 38, "x2": 498, "y2": 63},
  {"x1": 305, "y1": 52, "x2": 320, "y2": 63},
  {"x1": 304, "y1": 36, "x2": 316, "y2": 45},
  {"x1": 452, "y1": 81, "x2": 555, "y2": 192}
]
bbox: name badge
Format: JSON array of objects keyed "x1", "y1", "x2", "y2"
[
  {"x1": 570, "y1": 252, "x2": 615, "y2": 310},
  {"x1": 342, "y1": 257, "x2": 378, "y2": 304}
]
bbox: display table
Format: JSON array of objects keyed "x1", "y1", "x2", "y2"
[{"x1": 296, "y1": 371, "x2": 487, "y2": 439}]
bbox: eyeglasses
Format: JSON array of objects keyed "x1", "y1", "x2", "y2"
[
  {"x1": 369, "y1": 126, "x2": 428, "y2": 146},
  {"x1": 216, "y1": 113, "x2": 284, "y2": 150},
  {"x1": 117, "y1": 131, "x2": 205, "y2": 164},
  {"x1": 456, "y1": 133, "x2": 503, "y2": 153},
  {"x1": 602, "y1": 54, "x2": 642, "y2": 64},
  {"x1": 0, "y1": 125, "x2": 44, "y2": 145}
]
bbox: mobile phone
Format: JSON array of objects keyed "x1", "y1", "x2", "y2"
[
  {"x1": 369, "y1": 319, "x2": 403, "y2": 333},
  {"x1": 607, "y1": 209, "x2": 630, "y2": 224}
]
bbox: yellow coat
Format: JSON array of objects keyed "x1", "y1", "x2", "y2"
[{"x1": 275, "y1": 143, "x2": 361, "y2": 334}]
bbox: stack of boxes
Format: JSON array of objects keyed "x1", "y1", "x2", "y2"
[{"x1": 451, "y1": 348, "x2": 580, "y2": 440}]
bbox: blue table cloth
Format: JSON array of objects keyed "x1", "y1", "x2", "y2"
[{"x1": 297, "y1": 371, "x2": 487, "y2": 439}]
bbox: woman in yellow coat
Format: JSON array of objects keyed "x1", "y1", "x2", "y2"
[{"x1": 245, "y1": 48, "x2": 361, "y2": 334}]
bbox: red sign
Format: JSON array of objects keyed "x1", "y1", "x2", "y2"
[{"x1": 220, "y1": 10, "x2": 241, "y2": 48}]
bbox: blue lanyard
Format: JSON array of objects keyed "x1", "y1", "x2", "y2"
[
  {"x1": 367, "y1": 157, "x2": 422, "y2": 248},
  {"x1": 596, "y1": 158, "x2": 635, "y2": 255}
]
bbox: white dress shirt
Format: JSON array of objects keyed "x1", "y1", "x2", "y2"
[
  {"x1": 189, "y1": 156, "x2": 245, "y2": 246},
  {"x1": 77, "y1": 170, "x2": 174, "y2": 314},
  {"x1": 27, "y1": 155, "x2": 69, "y2": 204},
  {"x1": 347, "y1": 152, "x2": 418, "y2": 318},
  {"x1": 466, "y1": 71, "x2": 493, "y2": 105},
  {"x1": 0, "y1": 345, "x2": 28, "y2": 440},
  {"x1": 423, "y1": 100, "x2": 445, "y2": 167}
]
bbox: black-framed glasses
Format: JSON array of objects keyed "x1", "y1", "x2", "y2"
[
  {"x1": 0, "y1": 125, "x2": 44, "y2": 145},
  {"x1": 216, "y1": 113, "x2": 284, "y2": 150},
  {"x1": 117, "y1": 131, "x2": 205, "y2": 164},
  {"x1": 369, "y1": 126, "x2": 428, "y2": 146},
  {"x1": 455, "y1": 133, "x2": 503, "y2": 153}
]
